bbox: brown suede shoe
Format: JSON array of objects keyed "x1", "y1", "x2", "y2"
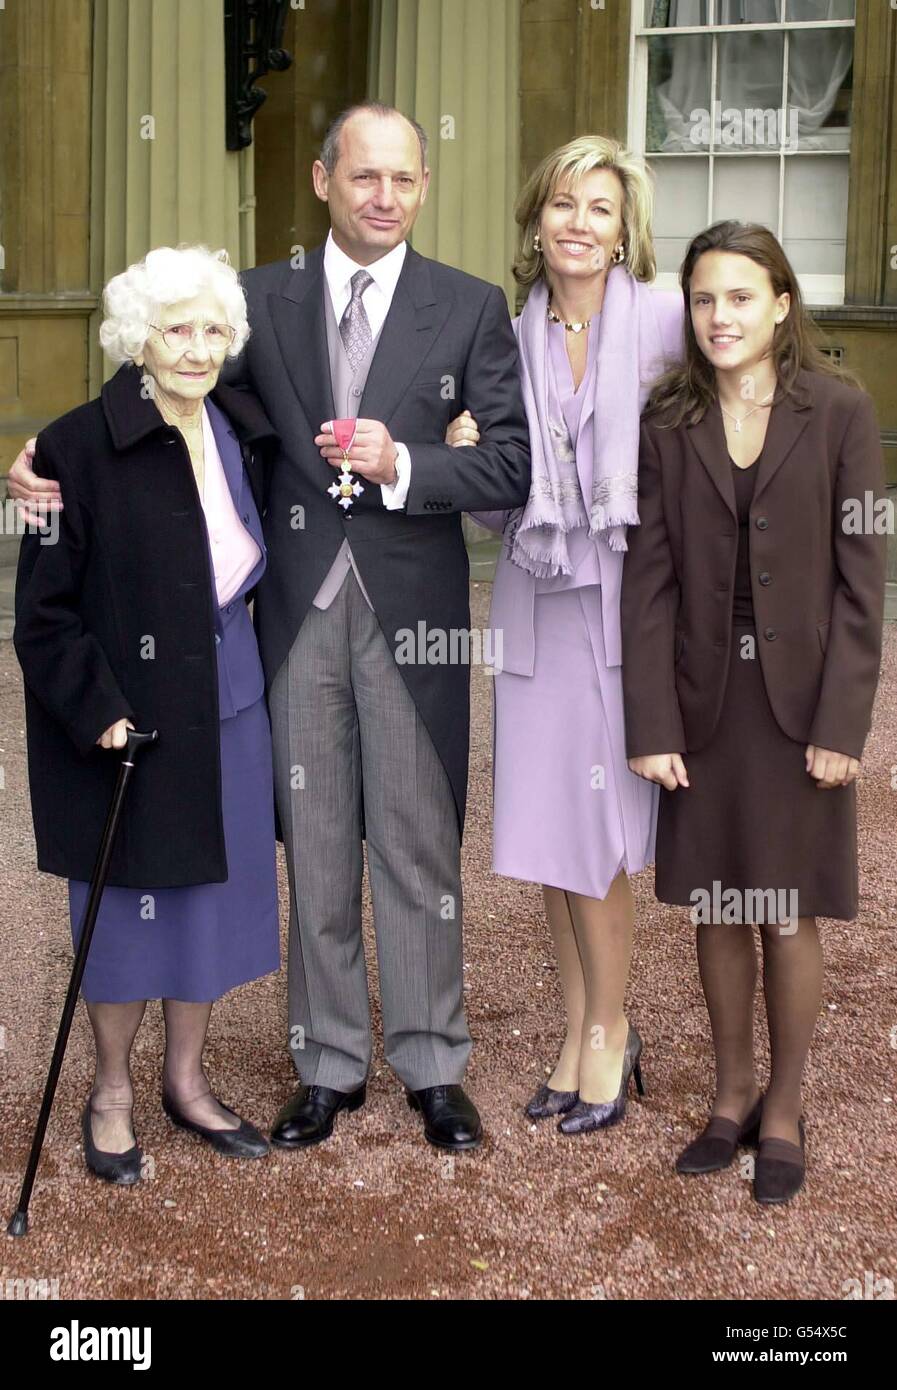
[
  {"x1": 676, "y1": 1094, "x2": 763, "y2": 1175},
  {"x1": 753, "y1": 1117, "x2": 806, "y2": 1204}
]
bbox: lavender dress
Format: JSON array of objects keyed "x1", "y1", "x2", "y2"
[
  {"x1": 491, "y1": 318, "x2": 657, "y2": 899},
  {"x1": 68, "y1": 401, "x2": 280, "y2": 1002}
]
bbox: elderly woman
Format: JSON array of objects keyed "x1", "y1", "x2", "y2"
[
  {"x1": 453, "y1": 137, "x2": 683, "y2": 1134},
  {"x1": 13, "y1": 244, "x2": 280, "y2": 1183}
]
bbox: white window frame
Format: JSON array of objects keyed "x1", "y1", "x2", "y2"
[{"x1": 628, "y1": 1, "x2": 856, "y2": 304}]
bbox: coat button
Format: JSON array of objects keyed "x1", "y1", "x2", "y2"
[
  {"x1": 215, "y1": 633, "x2": 221, "y2": 645},
  {"x1": 764, "y1": 627, "x2": 777, "y2": 641},
  {"x1": 755, "y1": 517, "x2": 769, "y2": 530},
  {"x1": 759, "y1": 572, "x2": 772, "y2": 586}
]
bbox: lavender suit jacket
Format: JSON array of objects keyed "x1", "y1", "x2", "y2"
[{"x1": 471, "y1": 286, "x2": 684, "y2": 674}]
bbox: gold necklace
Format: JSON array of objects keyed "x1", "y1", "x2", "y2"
[{"x1": 547, "y1": 304, "x2": 592, "y2": 334}]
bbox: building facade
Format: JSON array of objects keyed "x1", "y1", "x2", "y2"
[{"x1": 2, "y1": 0, "x2": 895, "y2": 489}]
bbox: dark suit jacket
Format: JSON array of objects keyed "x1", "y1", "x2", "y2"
[
  {"x1": 621, "y1": 369, "x2": 887, "y2": 763},
  {"x1": 224, "y1": 243, "x2": 531, "y2": 831}
]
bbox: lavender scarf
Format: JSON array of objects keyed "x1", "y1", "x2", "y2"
[{"x1": 511, "y1": 266, "x2": 672, "y2": 576}]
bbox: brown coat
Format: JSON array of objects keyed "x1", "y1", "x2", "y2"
[{"x1": 621, "y1": 368, "x2": 887, "y2": 763}]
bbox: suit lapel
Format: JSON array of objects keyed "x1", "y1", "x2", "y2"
[
  {"x1": 204, "y1": 398, "x2": 243, "y2": 506},
  {"x1": 269, "y1": 246, "x2": 335, "y2": 429},
  {"x1": 686, "y1": 397, "x2": 737, "y2": 520},
  {"x1": 360, "y1": 247, "x2": 452, "y2": 423},
  {"x1": 751, "y1": 375, "x2": 812, "y2": 502}
]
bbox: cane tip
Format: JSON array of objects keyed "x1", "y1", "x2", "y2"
[{"x1": 6, "y1": 1211, "x2": 28, "y2": 1237}]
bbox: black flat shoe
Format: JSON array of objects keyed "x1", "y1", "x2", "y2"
[
  {"x1": 754, "y1": 1117, "x2": 806, "y2": 1205},
  {"x1": 676, "y1": 1094, "x2": 764, "y2": 1175},
  {"x1": 524, "y1": 1084, "x2": 579, "y2": 1120},
  {"x1": 270, "y1": 1083, "x2": 366, "y2": 1149},
  {"x1": 81, "y1": 1101, "x2": 142, "y2": 1186},
  {"x1": 406, "y1": 1084, "x2": 483, "y2": 1150},
  {"x1": 162, "y1": 1092, "x2": 269, "y2": 1159},
  {"x1": 558, "y1": 1027, "x2": 645, "y2": 1135}
]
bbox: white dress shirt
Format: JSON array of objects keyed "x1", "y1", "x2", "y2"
[{"x1": 322, "y1": 231, "x2": 411, "y2": 510}]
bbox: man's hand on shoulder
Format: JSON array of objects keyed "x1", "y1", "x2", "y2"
[{"x1": 7, "y1": 438, "x2": 64, "y2": 526}]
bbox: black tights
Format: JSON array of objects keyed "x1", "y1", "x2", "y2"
[
  {"x1": 695, "y1": 916, "x2": 823, "y2": 1145},
  {"x1": 85, "y1": 998, "x2": 241, "y2": 1153}
]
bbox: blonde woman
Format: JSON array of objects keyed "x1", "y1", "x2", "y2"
[{"x1": 453, "y1": 138, "x2": 683, "y2": 1133}]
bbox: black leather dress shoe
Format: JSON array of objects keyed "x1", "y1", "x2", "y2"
[
  {"x1": 82, "y1": 1102, "x2": 142, "y2": 1186},
  {"x1": 162, "y1": 1093, "x2": 270, "y2": 1159},
  {"x1": 270, "y1": 1083, "x2": 366, "y2": 1149},
  {"x1": 406, "y1": 1084, "x2": 483, "y2": 1150}
]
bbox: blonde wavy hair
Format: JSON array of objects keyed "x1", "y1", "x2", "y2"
[{"x1": 514, "y1": 135, "x2": 657, "y2": 288}]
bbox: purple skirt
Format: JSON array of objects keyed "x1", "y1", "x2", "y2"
[
  {"x1": 69, "y1": 695, "x2": 280, "y2": 1002},
  {"x1": 492, "y1": 585, "x2": 658, "y2": 899}
]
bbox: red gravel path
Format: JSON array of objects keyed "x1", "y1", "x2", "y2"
[{"x1": 1, "y1": 586, "x2": 895, "y2": 1301}]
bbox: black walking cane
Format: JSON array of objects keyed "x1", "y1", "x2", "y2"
[{"x1": 7, "y1": 727, "x2": 158, "y2": 1237}]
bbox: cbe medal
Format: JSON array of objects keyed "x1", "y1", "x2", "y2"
[{"x1": 326, "y1": 418, "x2": 364, "y2": 511}]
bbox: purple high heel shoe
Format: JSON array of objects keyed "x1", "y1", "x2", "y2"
[
  {"x1": 524, "y1": 1084, "x2": 579, "y2": 1120},
  {"x1": 557, "y1": 1027, "x2": 645, "y2": 1135}
]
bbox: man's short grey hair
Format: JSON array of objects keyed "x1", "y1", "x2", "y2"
[
  {"x1": 320, "y1": 102, "x2": 429, "y2": 176},
  {"x1": 99, "y1": 244, "x2": 250, "y2": 365}
]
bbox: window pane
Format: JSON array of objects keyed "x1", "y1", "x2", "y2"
[
  {"x1": 716, "y1": 1, "x2": 783, "y2": 20},
  {"x1": 788, "y1": 28, "x2": 852, "y2": 152},
  {"x1": 717, "y1": 32, "x2": 785, "y2": 149},
  {"x1": 713, "y1": 156, "x2": 779, "y2": 230},
  {"x1": 646, "y1": 34, "x2": 712, "y2": 151},
  {"x1": 642, "y1": 1, "x2": 710, "y2": 26},
  {"x1": 782, "y1": 155, "x2": 848, "y2": 274},
  {"x1": 644, "y1": 2, "x2": 787, "y2": 23},
  {"x1": 649, "y1": 157, "x2": 709, "y2": 274},
  {"x1": 785, "y1": 1, "x2": 854, "y2": 19}
]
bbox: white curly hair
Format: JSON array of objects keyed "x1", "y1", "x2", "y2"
[{"x1": 99, "y1": 244, "x2": 250, "y2": 364}]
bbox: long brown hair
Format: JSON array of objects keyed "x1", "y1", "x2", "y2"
[{"x1": 645, "y1": 220, "x2": 860, "y2": 427}]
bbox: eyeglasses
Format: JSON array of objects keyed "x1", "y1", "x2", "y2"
[{"x1": 148, "y1": 322, "x2": 236, "y2": 352}]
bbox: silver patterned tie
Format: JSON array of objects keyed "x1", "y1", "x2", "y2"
[{"x1": 340, "y1": 269, "x2": 374, "y2": 374}]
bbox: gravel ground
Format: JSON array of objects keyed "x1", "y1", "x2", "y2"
[{"x1": 0, "y1": 585, "x2": 894, "y2": 1302}]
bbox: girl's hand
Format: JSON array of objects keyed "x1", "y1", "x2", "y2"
[
  {"x1": 445, "y1": 410, "x2": 480, "y2": 448},
  {"x1": 805, "y1": 744, "x2": 859, "y2": 788},
  {"x1": 628, "y1": 753, "x2": 690, "y2": 791},
  {"x1": 97, "y1": 718, "x2": 135, "y2": 750}
]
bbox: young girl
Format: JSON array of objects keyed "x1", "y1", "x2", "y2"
[{"x1": 621, "y1": 221, "x2": 887, "y2": 1203}]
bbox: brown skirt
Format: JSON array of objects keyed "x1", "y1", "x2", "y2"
[{"x1": 655, "y1": 624, "x2": 858, "y2": 922}]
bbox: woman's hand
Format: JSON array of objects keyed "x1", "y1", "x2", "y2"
[
  {"x1": 97, "y1": 718, "x2": 135, "y2": 750},
  {"x1": 628, "y1": 753, "x2": 689, "y2": 791},
  {"x1": 805, "y1": 744, "x2": 860, "y2": 789},
  {"x1": 445, "y1": 410, "x2": 480, "y2": 448}
]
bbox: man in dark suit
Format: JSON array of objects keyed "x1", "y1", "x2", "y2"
[
  {"x1": 224, "y1": 103, "x2": 530, "y2": 1150},
  {"x1": 8, "y1": 103, "x2": 530, "y2": 1152}
]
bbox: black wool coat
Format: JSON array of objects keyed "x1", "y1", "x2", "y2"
[{"x1": 14, "y1": 364, "x2": 279, "y2": 888}]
